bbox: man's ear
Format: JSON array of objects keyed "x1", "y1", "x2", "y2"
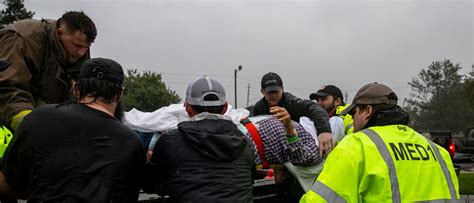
[
  {"x1": 115, "y1": 89, "x2": 124, "y2": 103},
  {"x1": 72, "y1": 81, "x2": 79, "y2": 99},
  {"x1": 56, "y1": 27, "x2": 65, "y2": 36},
  {"x1": 365, "y1": 105, "x2": 374, "y2": 120},
  {"x1": 335, "y1": 98, "x2": 342, "y2": 106},
  {"x1": 184, "y1": 102, "x2": 194, "y2": 117},
  {"x1": 221, "y1": 102, "x2": 228, "y2": 115},
  {"x1": 260, "y1": 89, "x2": 265, "y2": 95}
]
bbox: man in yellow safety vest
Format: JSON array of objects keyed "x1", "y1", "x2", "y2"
[
  {"x1": 310, "y1": 85, "x2": 353, "y2": 143},
  {"x1": 336, "y1": 104, "x2": 354, "y2": 135},
  {"x1": 301, "y1": 82, "x2": 459, "y2": 202}
]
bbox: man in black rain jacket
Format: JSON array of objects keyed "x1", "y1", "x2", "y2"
[{"x1": 143, "y1": 76, "x2": 255, "y2": 202}]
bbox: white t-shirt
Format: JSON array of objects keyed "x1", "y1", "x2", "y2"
[
  {"x1": 329, "y1": 116, "x2": 345, "y2": 144},
  {"x1": 299, "y1": 115, "x2": 345, "y2": 146}
]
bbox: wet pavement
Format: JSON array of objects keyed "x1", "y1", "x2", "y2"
[{"x1": 460, "y1": 195, "x2": 474, "y2": 203}]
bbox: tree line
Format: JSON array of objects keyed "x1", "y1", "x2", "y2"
[{"x1": 407, "y1": 60, "x2": 474, "y2": 133}]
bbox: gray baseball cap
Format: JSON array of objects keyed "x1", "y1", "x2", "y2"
[
  {"x1": 186, "y1": 76, "x2": 226, "y2": 107},
  {"x1": 340, "y1": 82, "x2": 397, "y2": 115}
]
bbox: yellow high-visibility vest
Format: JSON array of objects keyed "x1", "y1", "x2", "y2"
[
  {"x1": 0, "y1": 125, "x2": 13, "y2": 158},
  {"x1": 336, "y1": 104, "x2": 353, "y2": 135},
  {"x1": 301, "y1": 125, "x2": 459, "y2": 203}
]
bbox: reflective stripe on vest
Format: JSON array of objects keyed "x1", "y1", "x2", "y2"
[
  {"x1": 361, "y1": 128, "x2": 458, "y2": 201},
  {"x1": 361, "y1": 129, "x2": 401, "y2": 203},
  {"x1": 344, "y1": 123, "x2": 353, "y2": 135},
  {"x1": 423, "y1": 137, "x2": 457, "y2": 199},
  {"x1": 311, "y1": 180, "x2": 346, "y2": 203}
]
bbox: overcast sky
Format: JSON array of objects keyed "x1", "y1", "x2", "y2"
[{"x1": 15, "y1": 0, "x2": 473, "y2": 109}]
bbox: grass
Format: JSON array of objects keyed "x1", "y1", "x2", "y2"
[{"x1": 459, "y1": 173, "x2": 474, "y2": 194}]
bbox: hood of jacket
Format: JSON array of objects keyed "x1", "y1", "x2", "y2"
[
  {"x1": 178, "y1": 119, "x2": 249, "y2": 161},
  {"x1": 365, "y1": 106, "x2": 410, "y2": 129}
]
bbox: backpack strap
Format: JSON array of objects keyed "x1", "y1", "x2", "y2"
[{"x1": 241, "y1": 117, "x2": 270, "y2": 169}]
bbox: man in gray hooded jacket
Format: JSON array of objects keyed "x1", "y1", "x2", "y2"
[{"x1": 143, "y1": 76, "x2": 255, "y2": 202}]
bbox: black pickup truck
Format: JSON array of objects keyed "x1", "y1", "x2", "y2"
[
  {"x1": 453, "y1": 127, "x2": 474, "y2": 155},
  {"x1": 424, "y1": 132, "x2": 456, "y2": 156},
  {"x1": 422, "y1": 131, "x2": 460, "y2": 175}
]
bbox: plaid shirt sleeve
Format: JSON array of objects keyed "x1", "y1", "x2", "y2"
[{"x1": 254, "y1": 117, "x2": 322, "y2": 166}]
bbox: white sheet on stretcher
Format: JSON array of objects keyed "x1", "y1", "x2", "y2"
[{"x1": 122, "y1": 104, "x2": 250, "y2": 132}]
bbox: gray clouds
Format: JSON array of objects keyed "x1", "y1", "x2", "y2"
[{"x1": 24, "y1": 0, "x2": 472, "y2": 108}]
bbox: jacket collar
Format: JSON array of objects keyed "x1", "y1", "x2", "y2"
[
  {"x1": 190, "y1": 112, "x2": 232, "y2": 122},
  {"x1": 364, "y1": 107, "x2": 410, "y2": 129}
]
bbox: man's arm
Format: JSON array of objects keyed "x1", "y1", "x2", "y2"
[
  {"x1": 284, "y1": 122, "x2": 322, "y2": 166},
  {"x1": 307, "y1": 100, "x2": 333, "y2": 155},
  {"x1": 270, "y1": 107, "x2": 321, "y2": 165},
  {"x1": 252, "y1": 98, "x2": 265, "y2": 116},
  {"x1": 0, "y1": 172, "x2": 27, "y2": 200},
  {"x1": 0, "y1": 30, "x2": 35, "y2": 126},
  {"x1": 0, "y1": 117, "x2": 31, "y2": 200},
  {"x1": 284, "y1": 93, "x2": 333, "y2": 154},
  {"x1": 142, "y1": 133, "x2": 171, "y2": 194},
  {"x1": 303, "y1": 100, "x2": 331, "y2": 134},
  {"x1": 301, "y1": 138, "x2": 362, "y2": 202},
  {"x1": 284, "y1": 93, "x2": 331, "y2": 134}
]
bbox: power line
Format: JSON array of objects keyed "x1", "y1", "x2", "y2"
[{"x1": 237, "y1": 75, "x2": 260, "y2": 85}]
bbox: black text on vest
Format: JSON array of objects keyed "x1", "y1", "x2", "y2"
[{"x1": 389, "y1": 143, "x2": 437, "y2": 161}]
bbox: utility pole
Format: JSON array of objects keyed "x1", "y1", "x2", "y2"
[
  {"x1": 234, "y1": 65, "x2": 242, "y2": 108},
  {"x1": 246, "y1": 83, "x2": 250, "y2": 106},
  {"x1": 345, "y1": 91, "x2": 348, "y2": 104}
]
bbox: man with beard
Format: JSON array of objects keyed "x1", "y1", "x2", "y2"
[
  {"x1": 0, "y1": 58, "x2": 145, "y2": 202},
  {"x1": 309, "y1": 85, "x2": 348, "y2": 144}
]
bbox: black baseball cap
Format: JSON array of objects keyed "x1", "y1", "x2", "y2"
[
  {"x1": 261, "y1": 72, "x2": 283, "y2": 93},
  {"x1": 78, "y1": 58, "x2": 124, "y2": 85},
  {"x1": 309, "y1": 85, "x2": 343, "y2": 100}
]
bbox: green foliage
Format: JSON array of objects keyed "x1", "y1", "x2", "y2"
[
  {"x1": 459, "y1": 173, "x2": 474, "y2": 194},
  {"x1": 406, "y1": 59, "x2": 470, "y2": 133},
  {"x1": 0, "y1": 0, "x2": 35, "y2": 28},
  {"x1": 123, "y1": 69, "x2": 180, "y2": 112},
  {"x1": 464, "y1": 66, "x2": 474, "y2": 105},
  {"x1": 464, "y1": 81, "x2": 474, "y2": 108},
  {"x1": 463, "y1": 67, "x2": 474, "y2": 125}
]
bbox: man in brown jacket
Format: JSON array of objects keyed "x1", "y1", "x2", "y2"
[{"x1": 0, "y1": 11, "x2": 97, "y2": 156}]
